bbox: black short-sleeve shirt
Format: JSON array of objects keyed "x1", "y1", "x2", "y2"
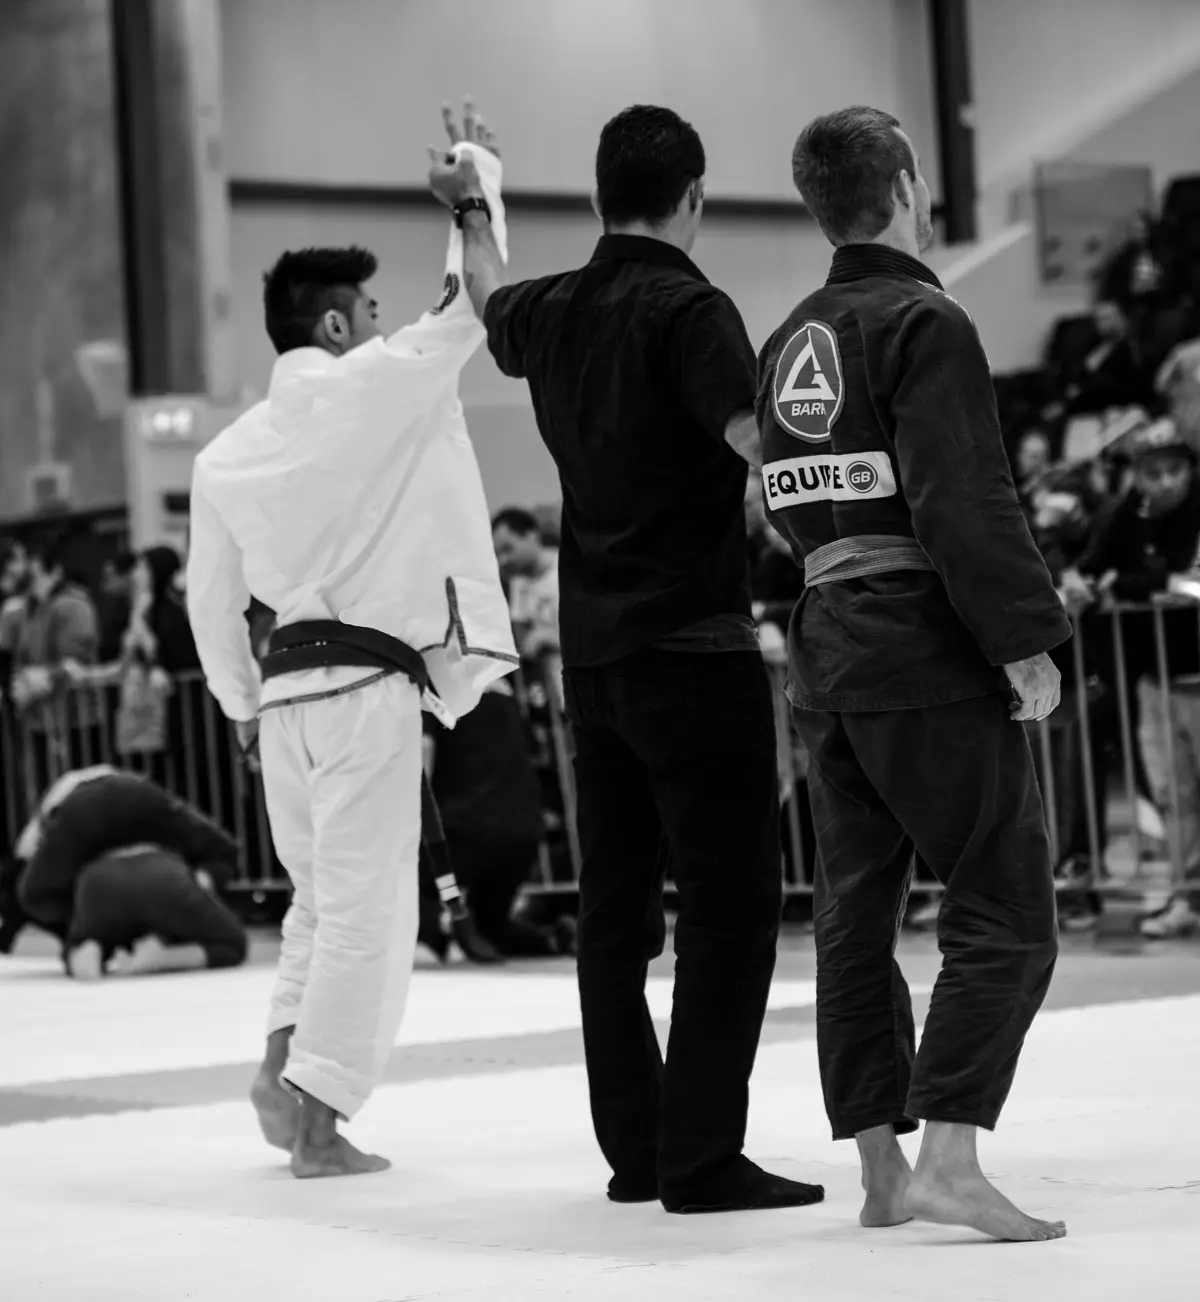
[{"x1": 484, "y1": 235, "x2": 757, "y2": 668}]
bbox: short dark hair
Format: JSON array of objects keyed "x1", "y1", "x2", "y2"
[
  {"x1": 596, "y1": 105, "x2": 706, "y2": 227},
  {"x1": 491, "y1": 507, "x2": 541, "y2": 537},
  {"x1": 25, "y1": 530, "x2": 66, "y2": 574},
  {"x1": 262, "y1": 246, "x2": 378, "y2": 354},
  {"x1": 791, "y1": 107, "x2": 915, "y2": 245}
]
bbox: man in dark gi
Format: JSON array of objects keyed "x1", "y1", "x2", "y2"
[
  {"x1": 758, "y1": 107, "x2": 1070, "y2": 1242},
  {"x1": 463, "y1": 104, "x2": 823, "y2": 1214}
]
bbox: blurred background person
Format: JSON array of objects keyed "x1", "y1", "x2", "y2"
[
  {"x1": 1061, "y1": 420, "x2": 1200, "y2": 937},
  {"x1": 421, "y1": 677, "x2": 574, "y2": 960},
  {"x1": 492, "y1": 506, "x2": 561, "y2": 663},
  {"x1": 10, "y1": 531, "x2": 101, "y2": 792},
  {"x1": 95, "y1": 550, "x2": 136, "y2": 663}
]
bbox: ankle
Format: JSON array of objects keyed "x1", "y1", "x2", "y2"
[
  {"x1": 294, "y1": 1092, "x2": 339, "y2": 1146},
  {"x1": 914, "y1": 1122, "x2": 982, "y2": 1180},
  {"x1": 856, "y1": 1125, "x2": 909, "y2": 1170},
  {"x1": 262, "y1": 1027, "x2": 294, "y2": 1076}
]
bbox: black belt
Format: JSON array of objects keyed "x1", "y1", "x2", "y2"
[{"x1": 261, "y1": 620, "x2": 429, "y2": 690}]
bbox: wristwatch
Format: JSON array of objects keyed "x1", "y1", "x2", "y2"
[{"x1": 453, "y1": 196, "x2": 492, "y2": 229}]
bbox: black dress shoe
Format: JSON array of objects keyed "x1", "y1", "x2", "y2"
[
  {"x1": 660, "y1": 1156, "x2": 825, "y2": 1215},
  {"x1": 607, "y1": 1172, "x2": 659, "y2": 1203}
]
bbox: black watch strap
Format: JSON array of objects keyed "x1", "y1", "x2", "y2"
[{"x1": 453, "y1": 196, "x2": 492, "y2": 229}]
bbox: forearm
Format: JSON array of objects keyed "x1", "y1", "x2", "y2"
[
  {"x1": 463, "y1": 209, "x2": 507, "y2": 321},
  {"x1": 192, "y1": 613, "x2": 260, "y2": 723}
]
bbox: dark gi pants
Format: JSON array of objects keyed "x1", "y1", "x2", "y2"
[
  {"x1": 794, "y1": 692, "x2": 1058, "y2": 1138},
  {"x1": 563, "y1": 649, "x2": 782, "y2": 1195},
  {"x1": 69, "y1": 849, "x2": 247, "y2": 969}
]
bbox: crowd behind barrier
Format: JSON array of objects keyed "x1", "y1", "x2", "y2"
[{"x1": 1, "y1": 612, "x2": 1196, "y2": 919}]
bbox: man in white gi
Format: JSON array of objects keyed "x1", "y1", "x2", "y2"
[{"x1": 186, "y1": 101, "x2": 518, "y2": 1178}]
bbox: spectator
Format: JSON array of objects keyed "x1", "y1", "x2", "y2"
[
  {"x1": 11, "y1": 531, "x2": 101, "y2": 788},
  {"x1": 1096, "y1": 213, "x2": 1165, "y2": 311},
  {"x1": 0, "y1": 538, "x2": 30, "y2": 699},
  {"x1": 66, "y1": 545, "x2": 200, "y2": 771},
  {"x1": 129, "y1": 546, "x2": 200, "y2": 675},
  {"x1": 1063, "y1": 300, "x2": 1156, "y2": 417},
  {"x1": 421, "y1": 678, "x2": 572, "y2": 959},
  {"x1": 1013, "y1": 428, "x2": 1054, "y2": 509},
  {"x1": 1062, "y1": 419, "x2": 1200, "y2": 937},
  {"x1": 95, "y1": 550, "x2": 136, "y2": 663},
  {"x1": 1156, "y1": 335, "x2": 1200, "y2": 443},
  {"x1": 492, "y1": 507, "x2": 560, "y2": 661}
]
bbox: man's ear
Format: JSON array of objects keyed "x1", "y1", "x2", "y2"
[
  {"x1": 316, "y1": 309, "x2": 349, "y2": 353},
  {"x1": 590, "y1": 186, "x2": 602, "y2": 222}
]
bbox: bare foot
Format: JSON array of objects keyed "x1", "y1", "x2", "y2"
[
  {"x1": 906, "y1": 1170, "x2": 1067, "y2": 1242},
  {"x1": 66, "y1": 940, "x2": 104, "y2": 981},
  {"x1": 250, "y1": 1072, "x2": 299, "y2": 1152},
  {"x1": 856, "y1": 1125, "x2": 914, "y2": 1228},
  {"x1": 290, "y1": 1133, "x2": 391, "y2": 1179},
  {"x1": 860, "y1": 1159, "x2": 913, "y2": 1227}
]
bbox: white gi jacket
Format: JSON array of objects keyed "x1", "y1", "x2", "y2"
[{"x1": 187, "y1": 143, "x2": 518, "y2": 726}]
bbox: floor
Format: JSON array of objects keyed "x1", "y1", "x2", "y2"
[{"x1": 2, "y1": 927, "x2": 1198, "y2": 1302}]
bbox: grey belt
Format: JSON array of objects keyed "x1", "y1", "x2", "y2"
[{"x1": 804, "y1": 534, "x2": 936, "y2": 588}]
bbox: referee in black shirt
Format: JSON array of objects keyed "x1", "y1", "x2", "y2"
[{"x1": 439, "y1": 105, "x2": 823, "y2": 1214}]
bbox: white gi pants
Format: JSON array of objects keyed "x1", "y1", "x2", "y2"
[{"x1": 260, "y1": 674, "x2": 422, "y2": 1120}]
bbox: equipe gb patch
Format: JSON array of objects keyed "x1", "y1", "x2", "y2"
[
  {"x1": 772, "y1": 321, "x2": 844, "y2": 442},
  {"x1": 762, "y1": 451, "x2": 896, "y2": 509}
]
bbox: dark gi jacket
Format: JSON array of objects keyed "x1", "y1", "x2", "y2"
[{"x1": 756, "y1": 244, "x2": 1070, "y2": 712}]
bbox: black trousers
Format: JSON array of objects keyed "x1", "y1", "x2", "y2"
[
  {"x1": 563, "y1": 650, "x2": 782, "y2": 1194},
  {"x1": 794, "y1": 692, "x2": 1058, "y2": 1139},
  {"x1": 69, "y1": 850, "x2": 247, "y2": 969}
]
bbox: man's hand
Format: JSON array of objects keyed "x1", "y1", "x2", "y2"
[
  {"x1": 428, "y1": 96, "x2": 499, "y2": 209},
  {"x1": 1002, "y1": 652, "x2": 1061, "y2": 723},
  {"x1": 441, "y1": 97, "x2": 499, "y2": 158},
  {"x1": 1059, "y1": 567, "x2": 1095, "y2": 617},
  {"x1": 235, "y1": 717, "x2": 260, "y2": 772}
]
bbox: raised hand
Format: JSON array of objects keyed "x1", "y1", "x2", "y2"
[
  {"x1": 440, "y1": 96, "x2": 500, "y2": 158},
  {"x1": 427, "y1": 96, "x2": 499, "y2": 209}
]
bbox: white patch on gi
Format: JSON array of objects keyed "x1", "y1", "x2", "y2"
[
  {"x1": 772, "y1": 320, "x2": 845, "y2": 442},
  {"x1": 763, "y1": 450, "x2": 897, "y2": 509}
]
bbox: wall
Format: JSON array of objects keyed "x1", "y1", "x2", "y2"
[
  {"x1": 970, "y1": 0, "x2": 1200, "y2": 193},
  {"x1": 0, "y1": 0, "x2": 127, "y2": 519},
  {"x1": 220, "y1": 0, "x2": 939, "y2": 199}
]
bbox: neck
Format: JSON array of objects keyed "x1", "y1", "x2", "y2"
[
  {"x1": 859, "y1": 226, "x2": 922, "y2": 261},
  {"x1": 605, "y1": 219, "x2": 691, "y2": 253}
]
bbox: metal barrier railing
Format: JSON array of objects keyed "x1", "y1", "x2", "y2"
[{"x1": 2, "y1": 605, "x2": 1197, "y2": 906}]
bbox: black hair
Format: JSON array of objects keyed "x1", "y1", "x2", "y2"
[
  {"x1": 140, "y1": 545, "x2": 182, "y2": 605},
  {"x1": 595, "y1": 105, "x2": 706, "y2": 227},
  {"x1": 262, "y1": 246, "x2": 379, "y2": 354},
  {"x1": 791, "y1": 106, "x2": 916, "y2": 245},
  {"x1": 25, "y1": 530, "x2": 66, "y2": 574},
  {"x1": 491, "y1": 507, "x2": 541, "y2": 537}
]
